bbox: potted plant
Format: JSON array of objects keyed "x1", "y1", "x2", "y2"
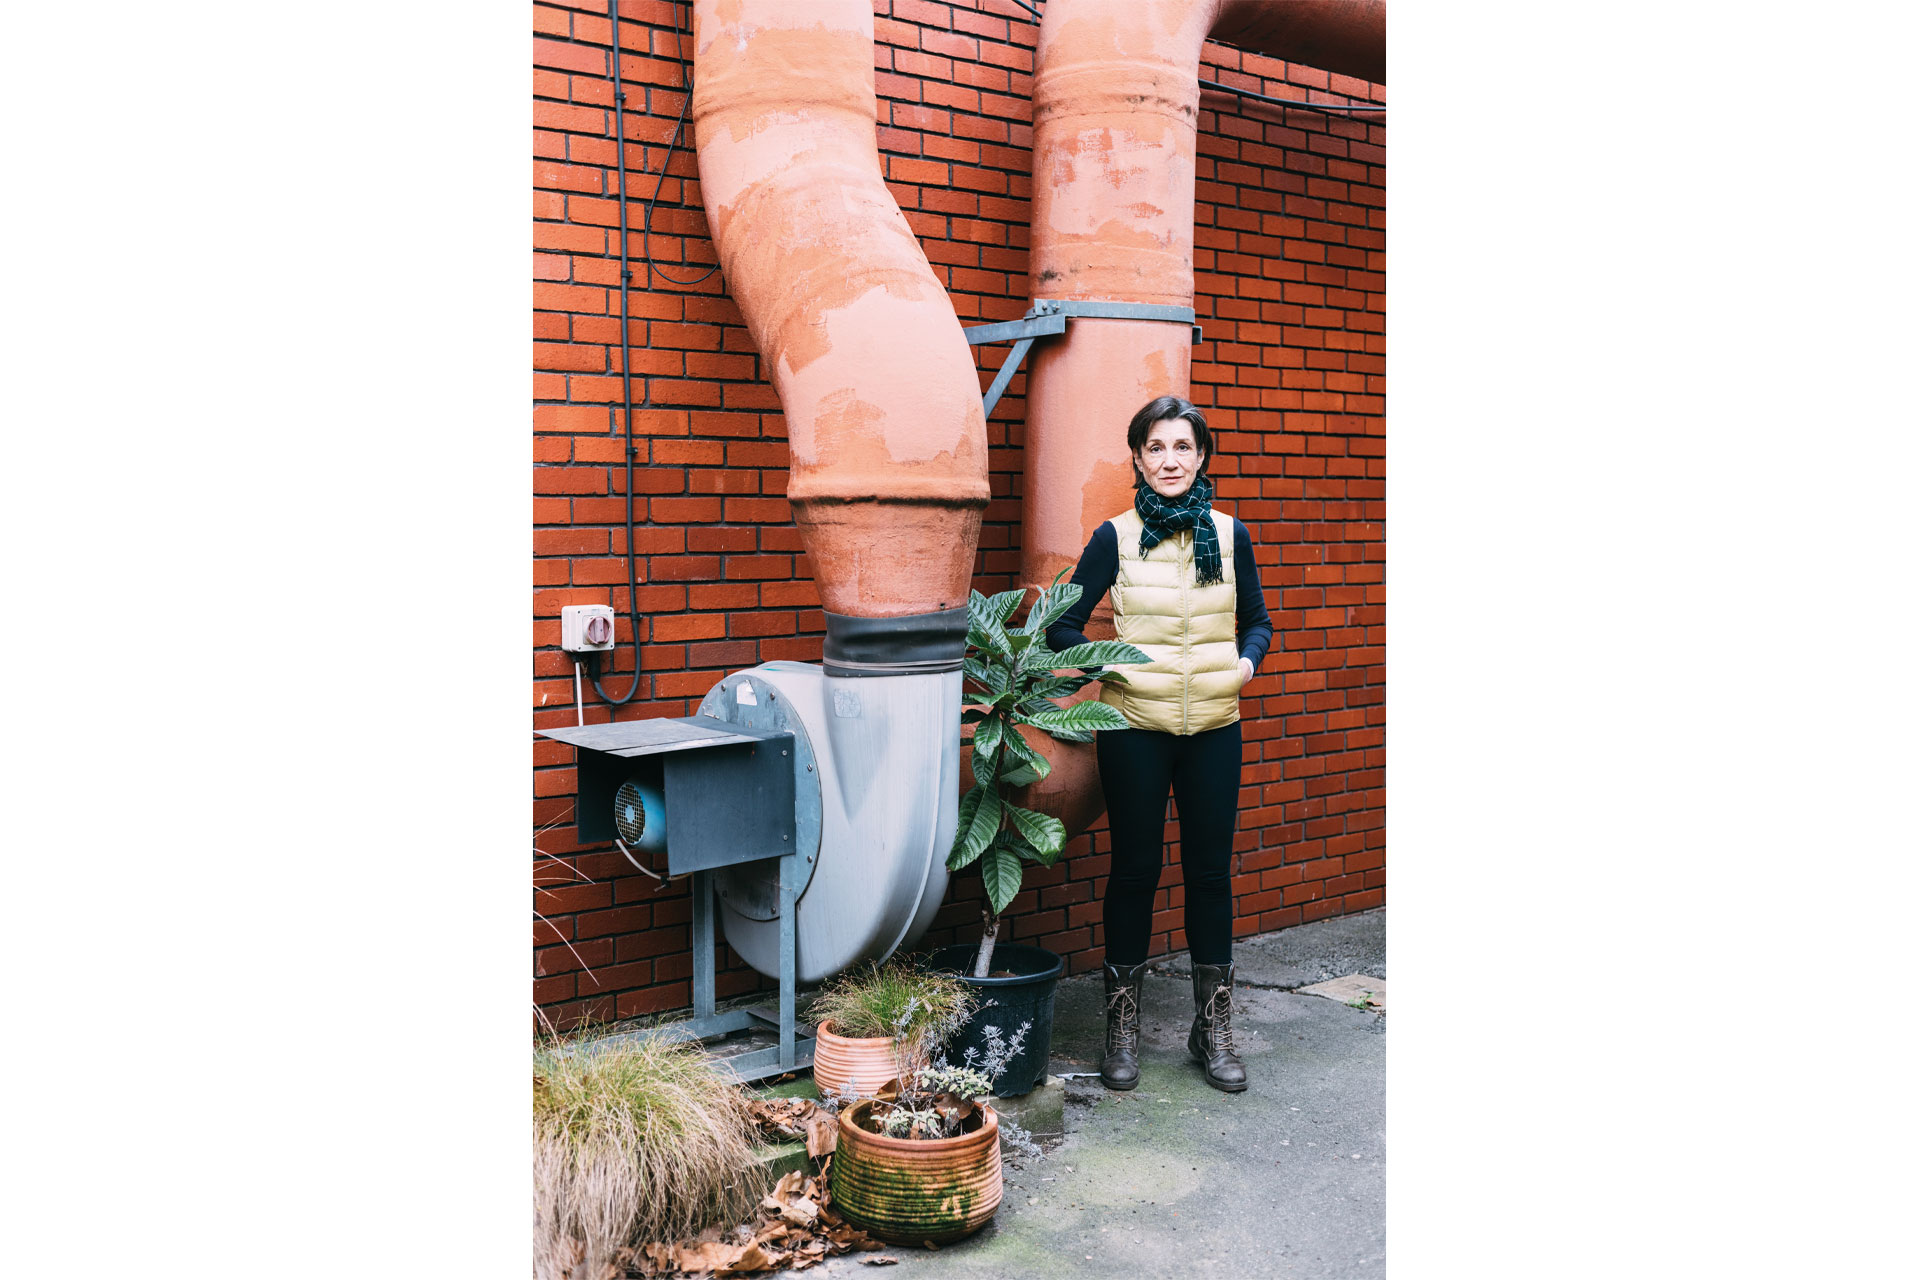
[
  {"x1": 806, "y1": 961, "x2": 975, "y2": 1100},
  {"x1": 927, "y1": 580, "x2": 1147, "y2": 1094},
  {"x1": 826, "y1": 1021, "x2": 1033, "y2": 1245}
]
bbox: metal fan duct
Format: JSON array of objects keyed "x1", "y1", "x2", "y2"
[{"x1": 697, "y1": 663, "x2": 957, "y2": 984}]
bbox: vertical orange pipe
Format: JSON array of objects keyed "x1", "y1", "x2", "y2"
[
  {"x1": 1016, "y1": 0, "x2": 1385, "y2": 835},
  {"x1": 1023, "y1": 0, "x2": 1385, "y2": 598},
  {"x1": 690, "y1": 0, "x2": 990, "y2": 625}
]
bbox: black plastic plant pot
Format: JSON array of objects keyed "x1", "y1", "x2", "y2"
[{"x1": 925, "y1": 943, "x2": 1065, "y2": 1098}]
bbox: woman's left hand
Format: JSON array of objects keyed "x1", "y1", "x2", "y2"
[{"x1": 1237, "y1": 657, "x2": 1255, "y2": 690}]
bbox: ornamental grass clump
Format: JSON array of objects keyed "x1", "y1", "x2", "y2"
[
  {"x1": 533, "y1": 1032, "x2": 768, "y2": 1280},
  {"x1": 807, "y1": 961, "x2": 975, "y2": 1051}
]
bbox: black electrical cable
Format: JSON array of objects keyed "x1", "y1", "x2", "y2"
[
  {"x1": 593, "y1": 0, "x2": 645, "y2": 705},
  {"x1": 591, "y1": 0, "x2": 719, "y2": 705},
  {"x1": 637, "y1": 3, "x2": 719, "y2": 289}
]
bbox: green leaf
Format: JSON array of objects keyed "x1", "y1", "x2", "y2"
[
  {"x1": 996, "y1": 727, "x2": 1053, "y2": 786},
  {"x1": 947, "y1": 784, "x2": 1002, "y2": 870},
  {"x1": 1049, "y1": 640, "x2": 1151, "y2": 670},
  {"x1": 1004, "y1": 803, "x2": 1065, "y2": 858},
  {"x1": 1014, "y1": 840, "x2": 1060, "y2": 867},
  {"x1": 1008, "y1": 631, "x2": 1035, "y2": 653},
  {"x1": 987, "y1": 587, "x2": 1026, "y2": 625},
  {"x1": 970, "y1": 714, "x2": 1003, "y2": 761},
  {"x1": 1019, "y1": 580, "x2": 1083, "y2": 637},
  {"x1": 999, "y1": 756, "x2": 1051, "y2": 787},
  {"x1": 1022, "y1": 672, "x2": 1096, "y2": 702},
  {"x1": 964, "y1": 650, "x2": 1010, "y2": 703},
  {"x1": 994, "y1": 684, "x2": 1026, "y2": 712},
  {"x1": 960, "y1": 707, "x2": 988, "y2": 724},
  {"x1": 1010, "y1": 637, "x2": 1056, "y2": 681},
  {"x1": 980, "y1": 845, "x2": 1024, "y2": 915},
  {"x1": 970, "y1": 716, "x2": 1004, "y2": 784},
  {"x1": 1017, "y1": 700, "x2": 1132, "y2": 739},
  {"x1": 950, "y1": 784, "x2": 983, "y2": 863},
  {"x1": 966, "y1": 590, "x2": 1014, "y2": 661},
  {"x1": 998, "y1": 723, "x2": 1039, "y2": 765}
]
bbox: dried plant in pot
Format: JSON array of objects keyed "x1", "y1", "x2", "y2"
[
  {"x1": 828, "y1": 1059, "x2": 1017, "y2": 1245},
  {"x1": 806, "y1": 961, "x2": 975, "y2": 1100}
]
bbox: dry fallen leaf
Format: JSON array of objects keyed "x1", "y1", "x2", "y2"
[
  {"x1": 859, "y1": 1256, "x2": 899, "y2": 1267},
  {"x1": 805, "y1": 1114, "x2": 838, "y2": 1158},
  {"x1": 631, "y1": 1168, "x2": 888, "y2": 1276},
  {"x1": 669, "y1": 1239, "x2": 748, "y2": 1273},
  {"x1": 766, "y1": 1170, "x2": 807, "y2": 1203},
  {"x1": 715, "y1": 1242, "x2": 786, "y2": 1276},
  {"x1": 744, "y1": 1096, "x2": 821, "y2": 1142}
]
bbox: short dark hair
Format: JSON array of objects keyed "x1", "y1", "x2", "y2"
[{"x1": 1126, "y1": 395, "x2": 1211, "y2": 477}]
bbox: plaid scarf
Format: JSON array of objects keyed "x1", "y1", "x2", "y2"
[{"x1": 1134, "y1": 475, "x2": 1223, "y2": 586}]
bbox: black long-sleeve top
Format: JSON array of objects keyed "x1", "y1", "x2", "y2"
[{"x1": 1045, "y1": 517, "x2": 1274, "y2": 671}]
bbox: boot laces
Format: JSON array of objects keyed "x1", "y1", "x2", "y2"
[
  {"x1": 1105, "y1": 983, "x2": 1139, "y2": 1051},
  {"x1": 1203, "y1": 983, "x2": 1237, "y2": 1054}
]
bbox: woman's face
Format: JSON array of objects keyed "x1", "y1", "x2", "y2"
[{"x1": 1133, "y1": 417, "x2": 1205, "y2": 499}]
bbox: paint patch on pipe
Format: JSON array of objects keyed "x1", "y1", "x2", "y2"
[
  {"x1": 778, "y1": 286, "x2": 983, "y2": 467},
  {"x1": 813, "y1": 387, "x2": 885, "y2": 437},
  {"x1": 1140, "y1": 348, "x2": 1171, "y2": 385}
]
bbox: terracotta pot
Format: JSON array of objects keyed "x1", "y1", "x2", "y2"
[
  {"x1": 829, "y1": 1099, "x2": 1003, "y2": 1245},
  {"x1": 811, "y1": 1020, "x2": 917, "y2": 1100}
]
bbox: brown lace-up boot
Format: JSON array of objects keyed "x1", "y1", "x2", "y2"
[
  {"x1": 1188, "y1": 962, "x2": 1248, "y2": 1092},
  {"x1": 1100, "y1": 961, "x2": 1148, "y2": 1090}
]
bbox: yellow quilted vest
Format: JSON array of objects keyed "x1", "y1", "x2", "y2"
[{"x1": 1097, "y1": 507, "x2": 1240, "y2": 736}]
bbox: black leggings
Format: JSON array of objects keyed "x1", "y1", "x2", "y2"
[{"x1": 1095, "y1": 720, "x2": 1242, "y2": 967}]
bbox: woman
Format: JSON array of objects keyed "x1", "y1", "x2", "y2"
[{"x1": 1046, "y1": 394, "x2": 1274, "y2": 1094}]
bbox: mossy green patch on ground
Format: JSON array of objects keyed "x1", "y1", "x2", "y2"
[
  {"x1": 753, "y1": 1074, "x2": 820, "y2": 1101},
  {"x1": 752, "y1": 1137, "x2": 809, "y2": 1182}
]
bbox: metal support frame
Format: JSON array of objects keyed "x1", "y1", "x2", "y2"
[
  {"x1": 536, "y1": 715, "x2": 817, "y2": 1083},
  {"x1": 597, "y1": 859, "x2": 815, "y2": 1081},
  {"x1": 962, "y1": 298, "x2": 1204, "y2": 418}
]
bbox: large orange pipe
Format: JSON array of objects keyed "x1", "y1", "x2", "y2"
[
  {"x1": 690, "y1": 0, "x2": 989, "y2": 624},
  {"x1": 1015, "y1": 0, "x2": 1386, "y2": 835}
]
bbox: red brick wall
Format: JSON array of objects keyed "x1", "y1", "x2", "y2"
[{"x1": 532, "y1": 0, "x2": 1384, "y2": 1029}]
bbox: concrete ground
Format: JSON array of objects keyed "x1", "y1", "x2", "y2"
[{"x1": 795, "y1": 908, "x2": 1386, "y2": 1280}]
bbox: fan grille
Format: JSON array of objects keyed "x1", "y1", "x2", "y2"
[{"x1": 613, "y1": 779, "x2": 648, "y2": 845}]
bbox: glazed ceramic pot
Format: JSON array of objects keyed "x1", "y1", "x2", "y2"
[
  {"x1": 811, "y1": 1020, "x2": 915, "y2": 1100},
  {"x1": 828, "y1": 1099, "x2": 1002, "y2": 1245}
]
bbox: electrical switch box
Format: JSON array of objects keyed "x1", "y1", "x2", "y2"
[{"x1": 561, "y1": 604, "x2": 618, "y2": 653}]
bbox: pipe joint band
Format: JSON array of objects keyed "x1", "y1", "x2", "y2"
[
  {"x1": 1028, "y1": 298, "x2": 1202, "y2": 343},
  {"x1": 823, "y1": 607, "x2": 968, "y2": 678}
]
